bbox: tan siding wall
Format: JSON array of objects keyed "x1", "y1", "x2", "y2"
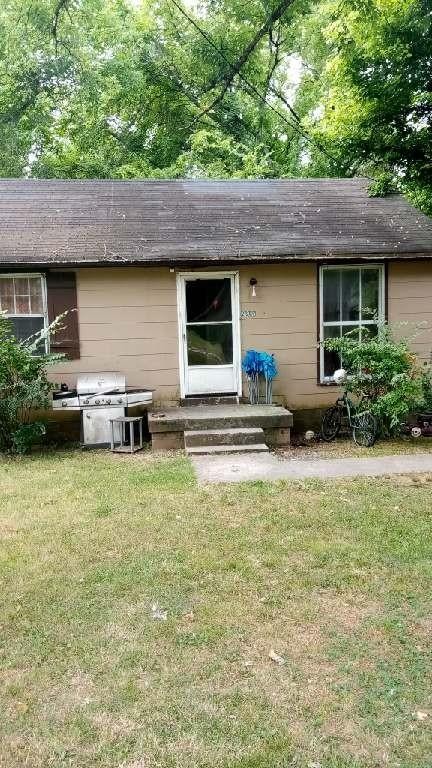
[
  {"x1": 52, "y1": 263, "x2": 335, "y2": 409},
  {"x1": 238, "y1": 264, "x2": 335, "y2": 409},
  {"x1": 50, "y1": 261, "x2": 432, "y2": 412},
  {"x1": 388, "y1": 262, "x2": 432, "y2": 363},
  {"x1": 51, "y1": 268, "x2": 180, "y2": 405}
]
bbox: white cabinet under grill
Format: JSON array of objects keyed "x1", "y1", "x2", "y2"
[{"x1": 82, "y1": 407, "x2": 125, "y2": 447}]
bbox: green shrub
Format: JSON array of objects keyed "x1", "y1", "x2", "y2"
[
  {"x1": 368, "y1": 172, "x2": 397, "y2": 198},
  {"x1": 420, "y1": 364, "x2": 432, "y2": 411},
  {"x1": 323, "y1": 322, "x2": 429, "y2": 435},
  {"x1": 0, "y1": 311, "x2": 65, "y2": 453}
]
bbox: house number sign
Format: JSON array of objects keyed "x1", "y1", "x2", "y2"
[{"x1": 240, "y1": 309, "x2": 257, "y2": 319}]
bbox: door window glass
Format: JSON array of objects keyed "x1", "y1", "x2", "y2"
[
  {"x1": 187, "y1": 325, "x2": 233, "y2": 366},
  {"x1": 186, "y1": 279, "x2": 232, "y2": 323}
]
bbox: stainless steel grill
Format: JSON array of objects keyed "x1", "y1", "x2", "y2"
[{"x1": 53, "y1": 372, "x2": 153, "y2": 447}]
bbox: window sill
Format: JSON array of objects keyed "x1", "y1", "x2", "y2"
[{"x1": 318, "y1": 379, "x2": 338, "y2": 387}]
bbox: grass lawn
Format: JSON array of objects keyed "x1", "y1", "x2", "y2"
[{"x1": 1, "y1": 449, "x2": 431, "y2": 768}]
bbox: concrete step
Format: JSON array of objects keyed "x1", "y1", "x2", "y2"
[
  {"x1": 180, "y1": 395, "x2": 239, "y2": 407},
  {"x1": 149, "y1": 404, "x2": 292, "y2": 451},
  {"x1": 186, "y1": 443, "x2": 269, "y2": 456},
  {"x1": 150, "y1": 405, "x2": 293, "y2": 433},
  {"x1": 184, "y1": 427, "x2": 265, "y2": 447}
]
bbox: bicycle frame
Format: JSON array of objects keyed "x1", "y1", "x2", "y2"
[
  {"x1": 335, "y1": 391, "x2": 366, "y2": 430},
  {"x1": 322, "y1": 388, "x2": 377, "y2": 447}
]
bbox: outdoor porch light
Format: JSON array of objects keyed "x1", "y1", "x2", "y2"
[{"x1": 249, "y1": 277, "x2": 258, "y2": 297}]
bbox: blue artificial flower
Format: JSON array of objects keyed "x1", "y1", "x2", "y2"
[
  {"x1": 259, "y1": 352, "x2": 278, "y2": 380},
  {"x1": 242, "y1": 350, "x2": 278, "y2": 380},
  {"x1": 242, "y1": 349, "x2": 261, "y2": 377}
]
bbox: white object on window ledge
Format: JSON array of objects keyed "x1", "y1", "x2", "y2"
[{"x1": 333, "y1": 368, "x2": 347, "y2": 385}]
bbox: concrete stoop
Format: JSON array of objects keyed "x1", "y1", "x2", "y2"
[
  {"x1": 186, "y1": 443, "x2": 269, "y2": 456},
  {"x1": 180, "y1": 395, "x2": 240, "y2": 407},
  {"x1": 184, "y1": 427, "x2": 269, "y2": 455},
  {"x1": 148, "y1": 404, "x2": 293, "y2": 453}
]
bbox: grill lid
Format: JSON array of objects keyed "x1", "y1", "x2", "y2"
[{"x1": 77, "y1": 372, "x2": 126, "y2": 395}]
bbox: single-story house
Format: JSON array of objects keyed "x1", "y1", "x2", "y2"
[{"x1": 1, "y1": 177, "x2": 432, "y2": 434}]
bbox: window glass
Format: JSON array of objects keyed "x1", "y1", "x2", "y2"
[
  {"x1": 187, "y1": 324, "x2": 233, "y2": 366},
  {"x1": 0, "y1": 275, "x2": 46, "y2": 346},
  {"x1": 323, "y1": 326, "x2": 341, "y2": 379},
  {"x1": 30, "y1": 279, "x2": 43, "y2": 314},
  {"x1": 10, "y1": 316, "x2": 45, "y2": 344},
  {"x1": 362, "y1": 324, "x2": 378, "y2": 341},
  {"x1": 186, "y1": 278, "x2": 232, "y2": 323},
  {"x1": 322, "y1": 270, "x2": 340, "y2": 322},
  {"x1": 0, "y1": 278, "x2": 14, "y2": 313},
  {"x1": 15, "y1": 293, "x2": 30, "y2": 314},
  {"x1": 341, "y1": 269, "x2": 359, "y2": 321},
  {"x1": 321, "y1": 266, "x2": 383, "y2": 381},
  {"x1": 362, "y1": 269, "x2": 380, "y2": 319},
  {"x1": 343, "y1": 324, "x2": 361, "y2": 343}
]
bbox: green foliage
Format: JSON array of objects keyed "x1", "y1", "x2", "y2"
[
  {"x1": 291, "y1": 0, "x2": 432, "y2": 211},
  {"x1": 405, "y1": 182, "x2": 432, "y2": 217},
  {"x1": 323, "y1": 323, "x2": 429, "y2": 434},
  {"x1": 0, "y1": 0, "x2": 430, "y2": 213},
  {"x1": 0, "y1": 0, "x2": 302, "y2": 180},
  {"x1": 0, "y1": 312, "x2": 64, "y2": 453},
  {"x1": 11, "y1": 423, "x2": 47, "y2": 454},
  {"x1": 420, "y1": 364, "x2": 432, "y2": 411},
  {"x1": 368, "y1": 172, "x2": 397, "y2": 198}
]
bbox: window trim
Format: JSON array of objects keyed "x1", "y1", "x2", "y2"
[
  {"x1": 0, "y1": 272, "x2": 49, "y2": 351},
  {"x1": 318, "y1": 264, "x2": 385, "y2": 384}
]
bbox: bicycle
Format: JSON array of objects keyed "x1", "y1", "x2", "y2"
[{"x1": 321, "y1": 371, "x2": 378, "y2": 447}]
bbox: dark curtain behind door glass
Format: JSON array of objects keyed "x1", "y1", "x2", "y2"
[{"x1": 186, "y1": 279, "x2": 232, "y2": 323}]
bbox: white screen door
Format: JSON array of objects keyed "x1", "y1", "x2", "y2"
[{"x1": 178, "y1": 272, "x2": 241, "y2": 397}]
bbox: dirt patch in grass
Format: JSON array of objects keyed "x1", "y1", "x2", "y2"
[
  {"x1": 390, "y1": 472, "x2": 432, "y2": 486},
  {"x1": 279, "y1": 436, "x2": 432, "y2": 460},
  {"x1": 64, "y1": 671, "x2": 97, "y2": 708},
  {"x1": 313, "y1": 590, "x2": 381, "y2": 632},
  {"x1": 119, "y1": 760, "x2": 150, "y2": 768}
]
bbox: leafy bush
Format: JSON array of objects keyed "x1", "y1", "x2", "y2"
[
  {"x1": 368, "y1": 172, "x2": 397, "y2": 198},
  {"x1": 0, "y1": 311, "x2": 65, "y2": 453},
  {"x1": 420, "y1": 364, "x2": 432, "y2": 411},
  {"x1": 323, "y1": 322, "x2": 429, "y2": 435}
]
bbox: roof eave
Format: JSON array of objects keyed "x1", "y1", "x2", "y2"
[{"x1": 1, "y1": 250, "x2": 432, "y2": 269}]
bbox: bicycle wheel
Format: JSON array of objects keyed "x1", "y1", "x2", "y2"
[
  {"x1": 321, "y1": 406, "x2": 342, "y2": 442},
  {"x1": 352, "y1": 411, "x2": 377, "y2": 447}
]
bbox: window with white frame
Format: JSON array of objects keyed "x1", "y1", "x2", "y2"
[
  {"x1": 319, "y1": 265, "x2": 385, "y2": 382},
  {"x1": 0, "y1": 274, "x2": 48, "y2": 349}
]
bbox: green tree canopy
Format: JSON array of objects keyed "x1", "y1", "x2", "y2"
[
  {"x1": 291, "y1": 0, "x2": 432, "y2": 212},
  {"x1": 0, "y1": 0, "x2": 430, "y2": 211}
]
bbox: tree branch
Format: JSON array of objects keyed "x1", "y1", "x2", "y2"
[
  {"x1": 269, "y1": 84, "x2": 301, "y2": 123},
  {"x1": 52, "y1": 0, "x2": 70, "y2": 54},
  {"x1": 184, "y1": 0, "x2": 299, "y2": 128},
  {"x1": 263, "y1": 24, "x2": 283, "y2": 101},
  {"x1": 205, "y1": 0, "x2": 296, "y2": 93}
]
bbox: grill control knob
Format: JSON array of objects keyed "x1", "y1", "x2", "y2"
[
  {"x1": 118, "y1": 398, "x2": 123, "y2": 404},
  {"x1": 84, "y1": 399, "x2": 89, "y2": 405},
  {"x1": 61, "y1": 400, "x2": 67, "y2": 407},
  {"x1": 106, "y1": 398, "x2": 111, "y2": 404},
  {"x1": 95, "y1": 399, "x2": 100, "y2": 405}
]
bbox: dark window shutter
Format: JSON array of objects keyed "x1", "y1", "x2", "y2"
[{"x1": 46, "y1": 272, "x2": 80, "y2": 360}]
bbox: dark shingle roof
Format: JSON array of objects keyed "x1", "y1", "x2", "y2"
[{"x1": 0, "y1": 177, "x2": 432, "y2": 267}]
